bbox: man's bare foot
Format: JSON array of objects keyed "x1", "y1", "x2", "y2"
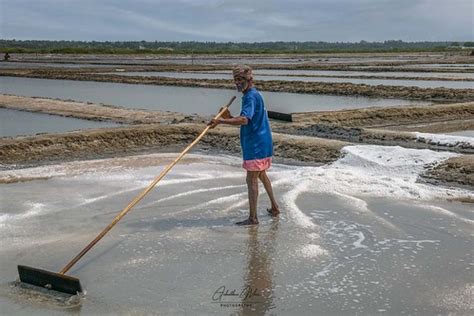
[
  {"x1": 267, "y1": 207, "x2": 280, "y2": 217},
  {"x1": 235, "y1": 217, "x2": 259, "y2": 226}
]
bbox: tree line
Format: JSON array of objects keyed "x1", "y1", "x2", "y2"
[{"x1": 0, "y1": 40, "x2": 471, "y2": 54}]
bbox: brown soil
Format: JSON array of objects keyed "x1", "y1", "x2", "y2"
[
  {"x1": 0, "y1": 123, "x2": 347, "y2": 167},
  {"x1": 421, "y1": 156, "x2": 474, "y2": 187},
  {"x1": 291, "y1": 102, "x2": 474, "y2": 127},
  {"x1": 0, "y1": 95, "x2": 203, "y2": 124}
]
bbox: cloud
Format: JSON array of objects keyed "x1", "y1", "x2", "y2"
[{"x1": 1, "y1": 0, "x2": 472, "y2": 41}]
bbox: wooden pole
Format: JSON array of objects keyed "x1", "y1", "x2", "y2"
[{"x1": 59, "y1": 96, "x2": 237, "y2": 275}]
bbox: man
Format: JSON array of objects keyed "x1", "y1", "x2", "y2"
[{"x1": 209, "y1": 65, "x2": 280, "y2": 225}]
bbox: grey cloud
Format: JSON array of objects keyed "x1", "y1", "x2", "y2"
[{"x1": 1, "y1": 0, "x2": 472, "y2": 41}]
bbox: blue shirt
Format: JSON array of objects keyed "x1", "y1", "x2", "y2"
[{"x1": 239, "y1": 87, "x2": 273, "y2": 161}]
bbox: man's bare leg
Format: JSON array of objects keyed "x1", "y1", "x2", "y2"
[
  {"x1": 258, "y1": 170, "x2": 280, "y2": 217},
  {"x1": 236, "y1": 171, "x2": 260, "y2": 225}
]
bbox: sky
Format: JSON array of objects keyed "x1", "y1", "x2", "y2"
[{"x1": 1, "y1": 0, "x2": 473, "y2": 42}]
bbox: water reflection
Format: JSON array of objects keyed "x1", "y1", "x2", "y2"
[{"x1": 239, "y1": 220, "x2": 279, "y2": 315}]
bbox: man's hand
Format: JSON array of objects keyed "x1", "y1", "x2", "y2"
[
  {"x1": 220, "y1": 108, "x2": 232, "y2": 119},
  {"x1": 208, "y1": 107, "x2": 231, "y2": 128},
  {"x1": 208, "y1": 118, "x2": 221, "y2": 129}
]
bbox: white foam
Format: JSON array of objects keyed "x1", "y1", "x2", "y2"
[
  {"x1": 281, "y1": 180, "x2": 317, "y2": 229},
  {"x1": 140, "y1": 184, "x2": 245, "y2": 209},
  {"x1": 352, "y1": 231, "x2": 368, "y2": 249},
  {"x1": 420, "y1": 205, "x2": 474, "y2": 225},
  {"x1": 0, "y1": 202, "x2": 45, "y2": 225},
  {"x1": 299, "y1": 244, "x2": 328, "y2": 258},
  {"x1": 300, "y1": 145, "x2": 469, "y2": 201},
  {"x1": 168, "y1": 192, "x2": 246, "y2": 215},
  {"x1": 329, "y1": 192, "x2": 399, "y2": 231},
  {"x1": 414, "y1": 132, "x2": 474, "y2": 147}
]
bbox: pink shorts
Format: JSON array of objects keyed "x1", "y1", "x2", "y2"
[{"x1": 242, "y1": 157, "x2": 272, "y2": 171}]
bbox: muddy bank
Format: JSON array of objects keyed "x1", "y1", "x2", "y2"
[
  {"x1": 253, "y1": 72, "x2": 474, "y2": 82},
  {"x1": 1, "y1": 95, "x2": 471, "y2": 187},
  {"x1": 2, "y1": 94, "x2": 471, "y2": 154},
  {"x1": 291, "y1": 102, "x2": 474, "y2": 126},
  {"x1": 283, "y1": 124, "x2": 474, "y2": 154},
  {"x1": 0, "y1": 124, "x2": 346, "y2": 168},
  {"x1": 377, "y1": 119, "x2": 474, "y2": 134},
  {"x1": 2, "y1": 95, "x2": 471, "y2": 129},
  {"x1": 1, "y1": 122, "x2": 471, "y2": 187},
  {"x1": 0, "y1": 95, "x2": 203, "y2": 124},
  {"x1": 2, "y1": 69, "x2": 473, "y2": 102},
  {"x1": 422, "y1": 155, "x2": 474, "y2": 187}
]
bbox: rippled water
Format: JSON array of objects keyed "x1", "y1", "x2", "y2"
[{"x1": 0, "y1": 146, "x2": 472, "y2": 314}]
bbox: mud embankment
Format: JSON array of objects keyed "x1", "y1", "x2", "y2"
[
  {"x1": 291, "y1": 102, "x2": 474, "y2": 126},
  {"x1": 421, "y1": 156, "x2": 474, "y2": 187},
  {"x1": 284, "y1": 124, "x2": 474, "y2": 154},
  {"x1": 0, "y1": 95, "x2": 202, "y2": 124},
  {"x1": 253, "y1": 72, "x2": 474, "y2": 82},
  {"x1": 0, "y1": 124, "x2": 346, "y2": 168},
  {"x1": 2, "y1": 69, "x2": 473, "y2": 102},
  {"x1": 284, "y1": 102, "x2": 474, "y2": 153}
]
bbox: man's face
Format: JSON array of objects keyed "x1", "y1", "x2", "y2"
[{"x1": 234, "y1": 76, "x2": 249, "y2": 92}]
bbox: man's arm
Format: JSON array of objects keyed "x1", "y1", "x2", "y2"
[
  {"x1": 216, "y1": 116, "x2": 248, "y2": 126},
  {"x1": 208, "y1": 114, "x2": 248, "y2": 128}
]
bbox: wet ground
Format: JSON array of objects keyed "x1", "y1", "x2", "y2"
[{"x1": 0, "y1": 147, "x2": 472, "y2": 315}]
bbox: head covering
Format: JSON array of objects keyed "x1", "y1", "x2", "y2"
[{"x1": 232, "y1": 65, "x2": 253, "y2": 81}]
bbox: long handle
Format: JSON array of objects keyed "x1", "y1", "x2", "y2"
[{"x1": 59, "y1": 96, "x2": 237, "y2": 275}]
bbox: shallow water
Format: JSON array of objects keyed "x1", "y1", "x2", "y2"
[
  {"x1": 404, "y1": 63, "x2": 474, "y2": 70},
  {"x1": 0, "y1": 62, "x2": 114, "y2": 69},
  {"x1": 0, "y1": 108, "x2": 119, "y2": 138},
  {"x1": 107, "y1": 71, "x2": 474, "y2": 89},
  {"x1": 0, "y1": 146, "x2": 472, "y2": 315},
  {"x1": 0, "y1": 77, "x2": 430, "y2": 115},
  {"x1": 445, "y1": 130, "x2": 474, "y2": 137}
]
